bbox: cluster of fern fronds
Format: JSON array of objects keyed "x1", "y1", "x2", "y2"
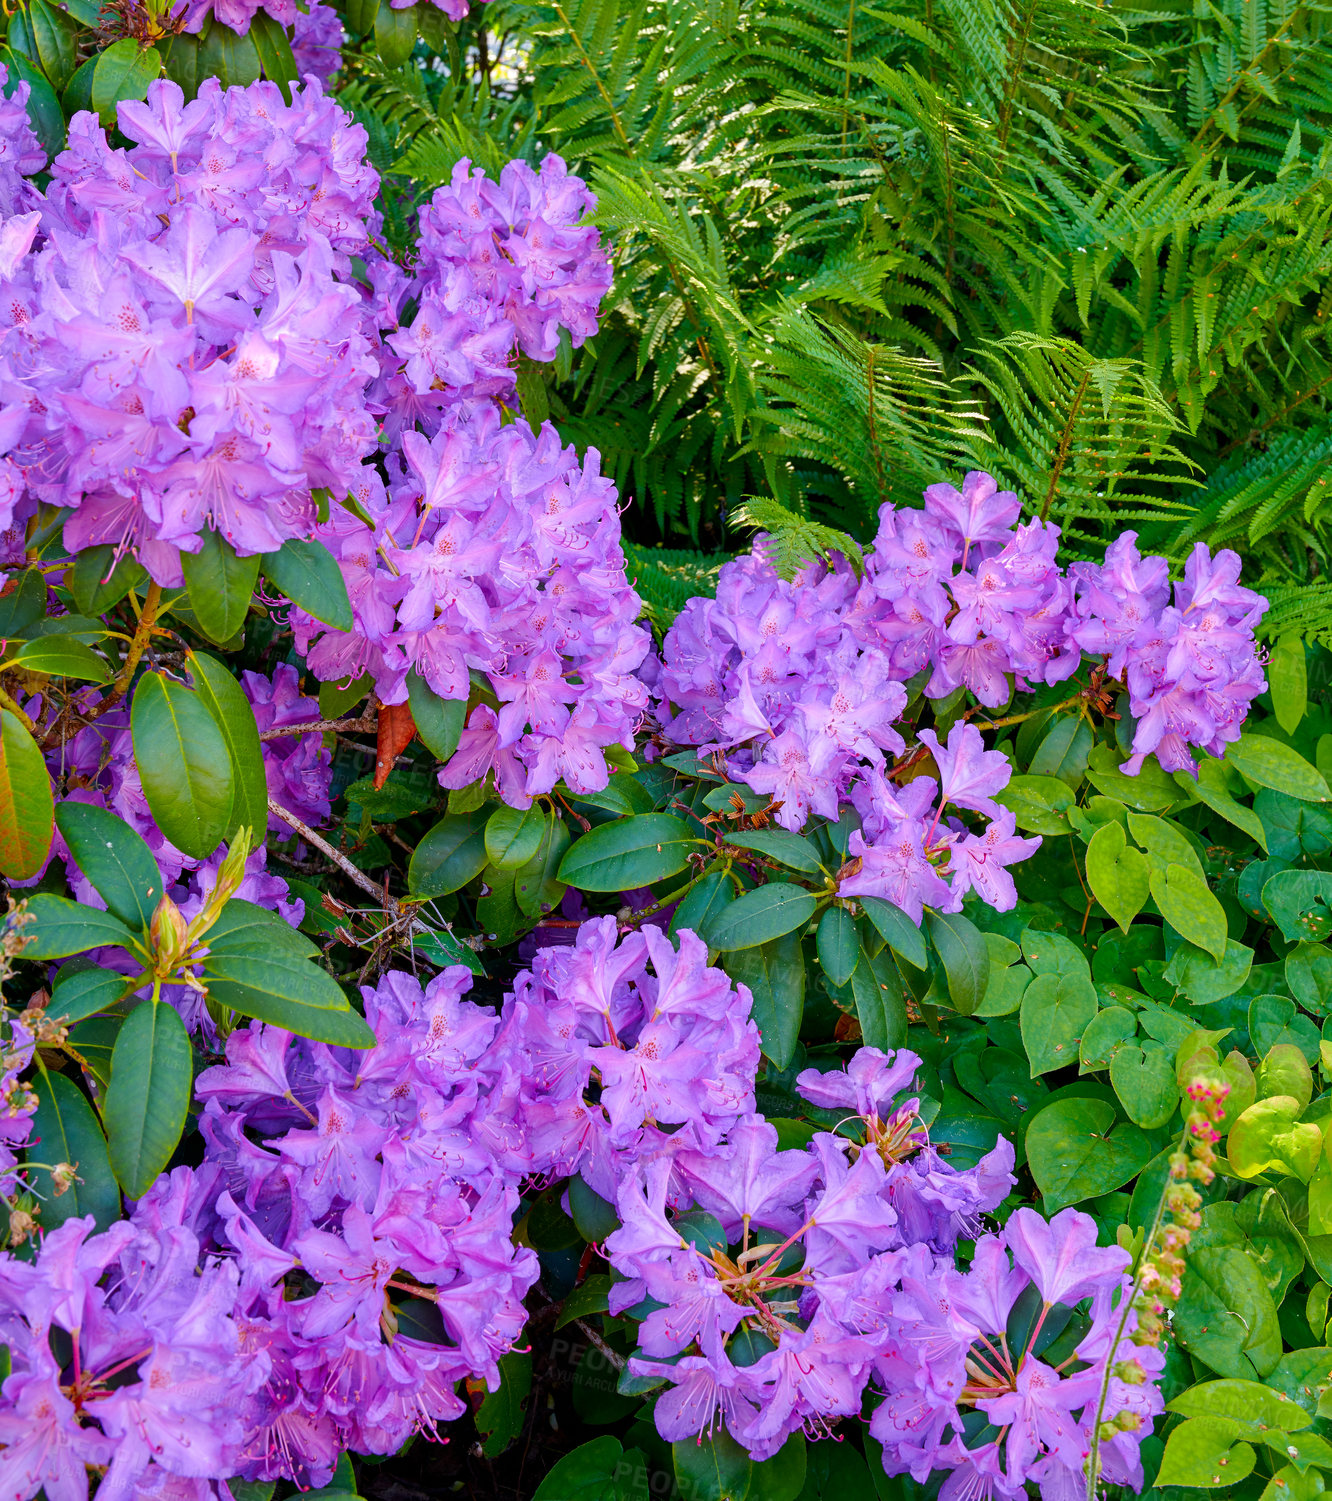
[{"x1": 335, "y1": 0, "x2": 1332, "y2": 640}]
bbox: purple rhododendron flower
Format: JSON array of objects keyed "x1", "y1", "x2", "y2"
[
  {"x1": 600, "y1": 1043, "x2": 1016, "y2": 1462},
  {"x1": 482, "y1": 917, "x2": 760, "y2": 1198},
  {"x1": 0, "y1": 79, "x2": 381, "y2": 583},
  {"x1": 656, "y1": 470, "x2": 1266, "y2": 923},
  {"x1": 292, "y1": 406, "x2": 650, "y2": 808},
  {"x1": 285, "y1": 150, "x2": 640, "y2": 808},
  {"x1": 1070, "y1": 532, "x2": 1267, "y2": 775}
]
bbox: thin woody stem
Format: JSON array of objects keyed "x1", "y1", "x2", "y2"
[
  {"x1": 968, "y1": 690, "x2": 1087, "y2": 732},
  {"x1": 575, "y1": 1318, "x2": 627, "y2": 1370},
  {"x1": 39, "y1": 582, "x2": 165, "y2": 750},
  {"x1": 109, "y1": 582, "x2": 163, "y2": 703},
  {"x1": 267, "y1": 796, "x2": 396, "y2": 910},
  {"x1": 258, "y1": 712, "x2": 377, "y2": 742}
]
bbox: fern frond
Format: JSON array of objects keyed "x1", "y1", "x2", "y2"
[
  {"x1": 968, "y1": 332, "x2": 1194, "y2": 541},
  {"x1": 729, "y1": 496, "x2": 864, "y2": 578}
]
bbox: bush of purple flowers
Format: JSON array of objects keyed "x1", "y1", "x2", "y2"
[{"x1": 0, "y1": 56, "x2": 1310, "y2": 1501}]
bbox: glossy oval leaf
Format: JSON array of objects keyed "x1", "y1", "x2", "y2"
[
  {"x1": 48, "y1": 964, "x2": 134, "y2": 1025},
  {"x1": 198, "y1": 21, "x2": 259, "y2": 87},
  {"x1": 262, "y1": 538, "x2": 353, "y2": 632},
  {"x1": 104, "y1": 998, "x2": 193, "y2": 1199},
  {"x1": 131, "y1": 671, "x2": 234, "y2": 861},
  {"x1": 406, "y1": 670, "x2": 466, "y2": 763},
  {"x1": 30, "y1": 1070, "x2": 120, "y2": 1231},
  {"x1": 816, "y1": 905, "x2": 858, "y2": 987},
  {"x1": 181, "y1": 529, "x2": 260, "y2": 644},
  {"x1": 23, "y1": 0, "x2": 79, "y2": 90},
  {"x1": 726, "y1": 829, "x2": 824, "y2": 876},
  {"x1": 556, "y1": 813, "x2": 697, "y2": 892},
  {"x1": 249, "y1": 10, "x2": 296, "y2": 97},
  {"x1": 0, "y1": 708, "x2": 52, "y2": 879},
  {"x1": 0, "y1": 567, "x2": 46, "y2": 638},
  {"x1": 858, "y1": 895, "x2": 928, "y2": 970},
  {"x1": 1028, "y1": 715, "x2": 1094, "y2": 789},
  {"x1": 10, "y1": 634, "x2": 110, "y2": 682},
  {"x1": 514, "y1": 814, "x2": 570, "y2": 919},
  {"x1": 188, "y1": 650, "x2": 269, "y2": 844},
  {"x1": 409, "y1": 808, "x2": 492, "y2": 898},
  {"x1": 669, "y1": 868, "x2": 734, "y2": 940},
  {"x1": 21, "y1": 893, "x2": 140, "y2": 960},
  {"x1": 203, "y1": 952, "x2": 376, "y2": 1047},
  {"x1": 850, "y1": 948, "x2": 908, "y2": 1053},
  {"x1": 702, "y1": 883, "x2": 817, "y2": 952},
  {"x1": 203, "y1": 897, "x2": 320, "y2": 960},
  {"x1": 67, "y1": 544, "x2": 148, "y2": 618},
  {"x1": 532, "y1": 1437, "x2": 629, "y2": 1501},
  {"x1": 925, "y1": 909, "x2": 990, "y2": 1017},
  {"x1": 374, "y1": 0, "x2": 417, "y2": 66},
  {"x1": 91, "y1": 38, "x2": 162, "y2": 128},
  {"x1": 159, "y1": 30, "x2": 204, "y2": 94},
  {"x1": 723, "y1": 929, "x2": 804, "y2": 1068},
  {"x1": 485, "y1": 804, "x2": 546, "y2": 871},
  {"x1": 55, "y1": 802, "x2": 161, "y2": 933}
]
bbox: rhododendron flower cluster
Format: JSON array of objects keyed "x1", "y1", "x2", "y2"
[
  {"x1": 279, "y1": 148, "x2": 642, "y2": 804},
  {"x1": 482, "y1": 916, "x2": 761, "y2": 1198},
  {"x1": 294, "y1": 408, "x2": 650, "y2": 806},
  {"x1": 657, "y1": 542, "x2": 1040, "y2": 917},
  {"x1": 183, "y1": 963, "x2": 538, "y2": 1484},
  {"x1": 291, "y1": 0, "x2": 347, "y2": 84},
  {"x1": 242, "y1": 662, "x2": 333, "y2": 834},
  {"x1": 601, "y1": 1047, "x2": 1013, "y2": 1458},
  {"x1": 656, "y1": 470, "x2": 1267, "y2": 917},
  {"x1": 1069, "y1": 532, "x2": 1268, "y2": 775},
  {"x1": 0, "y1": 78, "x2": 381, "y2": 577},
  {"x1": 600, "y1": 1044, "x2": 1160, "y2": 1486},
  {"x1": 376, "y1": 153, "x2": 611, "y2": 434},
  {"x1": 0, "y1": 894, "x2": 1171, "y2": 1500},
  {"x1": 861, "y1": 470, "x2": 1080, "y2": 704},
  {"x1": 0, "y1": 1211, "x2": 257, "y2": 1501},
  {"x1": 872, "y1": 1210, "x2": 1165, "y2": 1498},
  {"x1": 839, "y1": 722, "x2": 1041, "y2": 921},
  {"x1": 0, "y1": 961, "x2": 538, "y2": 1501}
]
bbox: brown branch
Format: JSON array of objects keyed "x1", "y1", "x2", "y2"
[
  {"x1": 258, "y1": 712, "x2": 376, "y2": 743},
  {"x1": 39, "y1": 582, "x2": 165, "y2": 751},
  {"x1": 575, "y1": 1318, "x2": 627, "y2": 1371},
  {"x1": 267, "y1": 797, "x2": 396, "y2": 909}
]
